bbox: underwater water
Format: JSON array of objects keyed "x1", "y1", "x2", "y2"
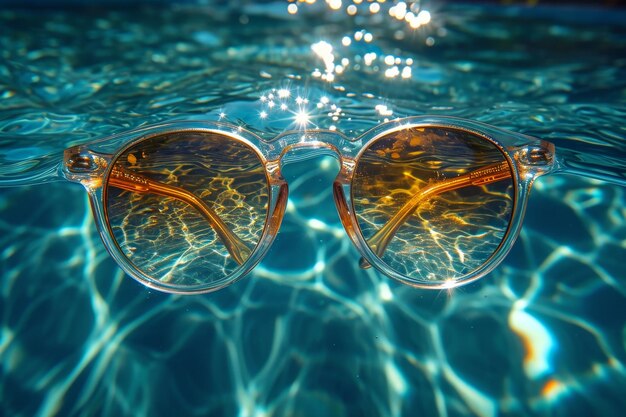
[{"x1": 1, "y1": 1, "x2": 626, "y2": 416}]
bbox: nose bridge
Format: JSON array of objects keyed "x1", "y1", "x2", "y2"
[
  {"x1": 259, "y1": 130, "x2": 362, "y2": 259},
  {"x1": 281, "y1": 139, "x2": 340, "y2": 161},
  {"x1": 269, "y1": 130, "x2": 357, "y2": 178}
]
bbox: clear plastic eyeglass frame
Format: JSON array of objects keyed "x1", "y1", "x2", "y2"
[{"x1": 60, "y1": 115, "x2": 617, "y2": 294}]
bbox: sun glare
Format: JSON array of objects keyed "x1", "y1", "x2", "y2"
[{"x1": 294, "y1": 109, "x2": 311, "y2": 127}]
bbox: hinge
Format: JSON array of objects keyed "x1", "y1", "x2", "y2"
[
  {"x1": 514, "y1": 140, "x2": 556, "y2": 178},
  {"x1": 63, "y1": 146, "x2": 109, "y2": 187}
]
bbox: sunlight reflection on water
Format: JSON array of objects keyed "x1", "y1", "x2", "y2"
[{"x1": 1, "y1": 1, "x2": 626, "y2": 416}]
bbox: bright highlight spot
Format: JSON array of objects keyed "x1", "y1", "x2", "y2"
[
  {"x1": 311, "y1": 40, "x2": 336, "y2": 81},
  {"x1": 384, "y1": 362, "x2": 408, "y2": 394},
  {"x1": 375, "y1": 104, "x2": 393, "y2": 116},
  {"x1": 327, "y1": 0, "x2": 342, "y2": 11},
  {"x1": 418, "y1": 10, "x2": 432, "y2": 25},
  {"x1": 509, "y1": 305, "x2": 556, "y2": 379},
  {"x1": 295, "y1": 110, "x2": 310, "y2": 127},
  {"x1": 364, "y1": 52, "x2": 377, "y2": 66},
  {"x1": 378, "y1": 282, "x2": 393, "y2": 301},
  {"x1": 438, "y1": 279, "x2": 456, "y2": 290},
  {"x1": 314, "y1": 260, "x2": 325, "y2": 273},
  {"x1": 541, "y1": 378, "x2": 567, "y2": 400},
  {"x1": 385, "y1": 66, "x2": 400, "y2": 78},
  {"x1": 308, "y1": 218, "x2": 327, "y2": 230},
  {"x1": 389, "y1": 2, "x2": 408, "y2": 20}
]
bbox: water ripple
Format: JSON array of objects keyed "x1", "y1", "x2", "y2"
[{"x1": 1, "y1": 2, "x2": 626, "y2": 417}]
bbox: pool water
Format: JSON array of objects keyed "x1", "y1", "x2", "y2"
[{"x1": 1, "y1": 1, "x2": 626, "y2": 416}]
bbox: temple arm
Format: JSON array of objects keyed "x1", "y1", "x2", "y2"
[
  {"x1": 109, "y1": 165, "x2": 251, "y2": 265},
  {"x1": 359, "y1": 161, "x2": 511, "y2": 269},
  {"x1": 555, "y1": 148, "x2": 626, "y2": 187}
]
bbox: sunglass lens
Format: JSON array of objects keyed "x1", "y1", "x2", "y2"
[
  {"x1": 104, "y1": 131, "x2": 269, "y2": 291},
  {"x1": 352, "y1": 126, "x2": 515, "y2": 286}
]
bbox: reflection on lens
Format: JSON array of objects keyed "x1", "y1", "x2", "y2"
[
  {"x1": 104, "y1": 131, "x2": 269, "y2": 290},
  {"x1": 352, "y1": 126, "x2": 515, "y2": 285}
]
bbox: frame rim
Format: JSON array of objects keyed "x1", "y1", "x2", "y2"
[
  {"x1": 347, "y1": 121, "x2": 526, "y2": 289},
  {"x1": 99, "y1": 127, "x2": 280, "y2": 294}
]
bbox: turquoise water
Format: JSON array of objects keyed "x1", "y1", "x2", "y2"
[{"x1": 1, "y1": 1, "x2": 626, "y2": 416}]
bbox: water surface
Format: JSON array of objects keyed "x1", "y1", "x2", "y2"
[{"x1": 1, "y1": 1, "x2": 626, "y2": 416}]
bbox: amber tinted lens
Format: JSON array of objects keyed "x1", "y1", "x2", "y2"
[
  {"x1": 104, "y1": 131, "x2": 269, "y2": 289},
  {"x1": 352, "y1": 126, "x2": 515, "y2": 284}
]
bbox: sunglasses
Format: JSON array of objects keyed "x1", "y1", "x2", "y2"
[{"x1": 61, "y1": 115, "x2": 600, "y2": 294}]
